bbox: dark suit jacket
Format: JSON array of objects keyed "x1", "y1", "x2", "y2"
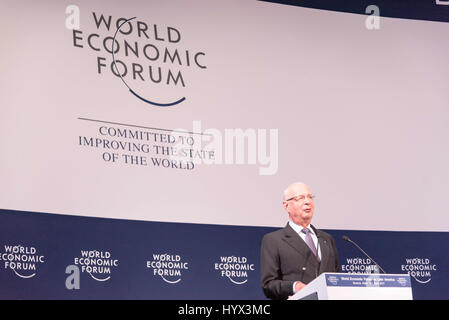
[{"x1": 260, "y1": 223, "x2": 340, "y2": 300}]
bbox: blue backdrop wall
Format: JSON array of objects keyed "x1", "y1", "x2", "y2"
[{"x1": 1, "y1": 209, "x2": 447, "y2": 299}]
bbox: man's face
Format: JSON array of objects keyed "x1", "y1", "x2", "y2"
[{"x1": 283, "y1": 184, "x2": 315, "y2": 227}]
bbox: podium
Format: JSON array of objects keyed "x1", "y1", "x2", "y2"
[{"x1": 288, "y1": 273, "x2": 413, "y2": 300}]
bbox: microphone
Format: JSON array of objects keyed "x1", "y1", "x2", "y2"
[{"x1": 342, "y1": 235, "x2": 386, "y2": 274}]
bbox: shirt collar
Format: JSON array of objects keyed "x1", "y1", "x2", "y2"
[{"x1": 288, "y1": 220, "x2": 315, "y2": 236}]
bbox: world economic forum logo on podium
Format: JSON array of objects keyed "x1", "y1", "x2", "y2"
[
  {"x1": 397, "y1": 276, "x2": 409, "y2": 287},
  {"x1": 66, "y1": 8, "x2": 208, "y2": 107},
  {"x1": 327, "y1": 275, "x2": 339, "y2": 286}
]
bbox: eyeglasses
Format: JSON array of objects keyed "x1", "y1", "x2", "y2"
[{"x1": 285, "y1": 194, "x2": 315, "y2": 202}]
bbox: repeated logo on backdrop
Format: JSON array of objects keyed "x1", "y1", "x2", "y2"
[
  {"x1": 214, "y1": 256, "x2": 255, "y2": 285},
  {"x1": 401, "y1": 258, "x2": 437, "y2": 284},
  {"x1": 0, "y1": 219, "x2": 447, "y2": 300},
  {"x1": 341, "y1": 257, "x2": 380, "y2": 274},
  {"x1": 0, "y1": 242, "x2": 439, "y2": 291},
  {"x1": 0, "y1": 244, "x2": 45, "y2": 279},
  {"x1": 146, "y1": 253, "x2": 189, "y2": 284},
  {"x1": 340, "y1": 255, "x2": 438, "y2": 286},
  {"x1": 72, "y1": 249, "x2": 119, "y2": 282}
]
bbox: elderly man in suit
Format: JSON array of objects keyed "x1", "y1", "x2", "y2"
[{"x1": 260, "y1": 182, "x2": 340, "y2": 300}]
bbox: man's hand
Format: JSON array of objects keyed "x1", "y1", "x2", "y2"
[{"x1": 294, "y1": 281, "x2": 306, "y2": 293}]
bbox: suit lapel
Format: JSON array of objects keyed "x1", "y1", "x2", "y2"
[
  {"x1": 313, "y1": 226, "x2": 329, "y2": 273},
  {"x1": 282, "y1": 224, "x2": 320, "y2": 268}
]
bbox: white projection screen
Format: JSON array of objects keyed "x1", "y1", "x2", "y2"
[{"x1": 1, "y1": 0, "x2": 448, "y2": 233}]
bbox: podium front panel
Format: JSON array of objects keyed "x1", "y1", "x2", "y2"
[{"x1": 325, "y1": 273, "x2": 413, "y2": 300}]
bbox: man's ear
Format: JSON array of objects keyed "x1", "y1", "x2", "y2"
[{"x1": 282, "y1": 201, "x2": 288, "y2": 210}]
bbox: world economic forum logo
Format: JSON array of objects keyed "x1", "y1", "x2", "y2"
[
  {"x1": 341, "y1": 257, "x2": 380, "y2": 274},
  {"x1": 146, "y1": 253, "x2": 189, "y2": 284},
  {"x1": 66, "y1": 8, "x2": 207, "y2": 107},
  {"x1": 214, "y1": 256, "x2": 255, "y2": 285},
  {"x1": 401, "y1": 257, "x2": 437, "y2": 284},
  {"x1": 72, "y1": 249, "x2": 119, "y2": 282},
  {"x1": 0, "y1": 244, "x2": 45, "y2": 279},
  {"x1": 65, "y1": 249, "x2": 119, "y2": 290}
]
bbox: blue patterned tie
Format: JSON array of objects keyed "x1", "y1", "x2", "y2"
[{"x1": 302, "y1": 228, "x2": 320, "y2": 262}]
